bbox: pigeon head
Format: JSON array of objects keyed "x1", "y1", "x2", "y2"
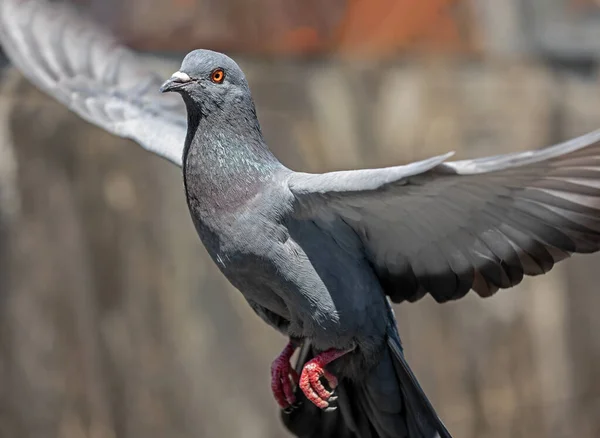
[{"x1": 160, "y1": 49, "x2": 250, "y2": 113}]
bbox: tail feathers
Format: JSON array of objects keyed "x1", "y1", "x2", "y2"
[
  {"x1": 281, "y1": 339, "x2": 452, "y2": 438},
  {"x1": 387, "y1": 333, "x2": 452, "y2": 438},
  {"x1": 355, "y1": 346, "x2": 410, "y2": 437}
]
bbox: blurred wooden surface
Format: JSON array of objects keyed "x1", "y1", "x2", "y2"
[{"x1": 1, "y1": 55, "x2": 600, "y2": 438}]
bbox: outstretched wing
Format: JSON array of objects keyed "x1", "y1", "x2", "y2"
[
  {"x1": 0, "y1": 0, "x2": 186, "y2": 166},
  {"x1": 288, "y1": 130, "x2": 600, "y2": 303}
]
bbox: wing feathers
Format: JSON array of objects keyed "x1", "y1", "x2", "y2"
[
  {"x1": 289, "y1": 129, "x2": 600, "y2": 302},
  {"x1": 0, "y1": 0, "x2": 186, "y2": 166}
]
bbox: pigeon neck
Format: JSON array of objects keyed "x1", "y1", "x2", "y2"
[
  {"x1": 183, "y1": 93, "x2": 277, "y2": 168},
  {"x1": 182, "y1": 96, "x2": 281, "y2": 213}
]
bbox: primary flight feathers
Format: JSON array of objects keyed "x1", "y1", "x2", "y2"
[
  {"x1": 0, "y1": 0, "x2": 186, "y2": 165},
  {"x1": 289, "y1": 130, "x2": 600, "y2": 302}
]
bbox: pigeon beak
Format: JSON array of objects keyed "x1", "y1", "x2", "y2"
[{"x1": 160, "y1": 71, "x2": 192, "y2": 93}]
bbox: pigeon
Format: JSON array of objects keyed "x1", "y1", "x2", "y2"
[{"x1": 3, "y1": 1, "x2": 600, "y2": 437}]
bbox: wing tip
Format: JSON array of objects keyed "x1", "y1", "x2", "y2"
[{"x1": 446, "y1": 127, "x2": 600, "y2": 175}]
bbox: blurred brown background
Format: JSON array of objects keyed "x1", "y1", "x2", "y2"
[{"x1": 1, "y1": 0, "x2": 600, "y2": 437}]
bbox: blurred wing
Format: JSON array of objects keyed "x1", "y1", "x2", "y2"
[
  {"x1": 0, "y1": 0, "x2": 186, "y2": 166},
  {"x1": 288, "y1": 129, "x2": 600, "y2": 303}
]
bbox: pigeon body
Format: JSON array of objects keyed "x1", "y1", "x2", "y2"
[
  {"x1": 4, "y1": 1, "x2": 600, "y2": 437},
  {"x1": 174, "y1": 50, "x2": 388, "y2": 367},
  {"x1": 160, "y1": 50, "x2": 453, "y2": 436}
]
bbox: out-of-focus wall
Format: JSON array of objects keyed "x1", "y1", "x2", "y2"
[
  {"x1": 1, "y1": 1, "x2": 600, "y2": 438},
  {"x1": 80, "y1": 0, "x2": 474, "y2": 55}
]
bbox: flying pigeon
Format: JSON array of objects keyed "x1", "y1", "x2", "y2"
[{"x1": 3, "y1": 1, "x2": 600, "y2": 437}]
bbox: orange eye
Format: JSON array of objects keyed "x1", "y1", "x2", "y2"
[{"x1": 211, "y1": 68, "x2": 225, "y2": 84}]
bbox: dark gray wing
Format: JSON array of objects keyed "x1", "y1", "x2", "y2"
[
  {"x1": 288, "y1": 129, "x2": 600, "y2": 303},
  {"x1": 0, "y1": 0, "x2": 186, "y2": 166}
]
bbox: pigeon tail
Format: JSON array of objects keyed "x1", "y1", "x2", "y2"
[{"x1": 383, "y1": 331, "x2": 451, "y2": 438}]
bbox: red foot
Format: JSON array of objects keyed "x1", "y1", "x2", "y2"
[
  {"x1": 299, "y1": 348, "x2": 348, "y2": 409},
  {"x1": 271, "y1": 342, "x2": 299, "y2": 409}
]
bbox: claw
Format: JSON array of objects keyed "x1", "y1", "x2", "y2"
[
  {"x1": 283, "y1": 403, "x2": 300, "y2": 414},
  {"x1": 298, "y1": 348, "x2": 349, "y2": 410}
]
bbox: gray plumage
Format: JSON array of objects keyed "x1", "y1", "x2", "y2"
[
  {"x1": 3, "y1": 1, "x2": 600, "y2": 437},
  {"x1": 0, "y1": 0, "x2": 186, "y2": 166}
]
